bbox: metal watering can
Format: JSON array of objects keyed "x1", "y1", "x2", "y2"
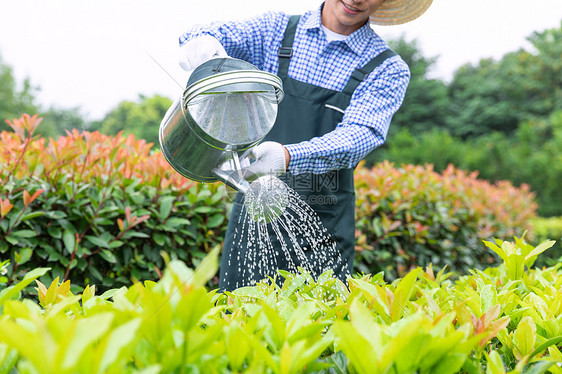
[{"x1": 159, "y1": 58, "x2": 284, "y2": 195}]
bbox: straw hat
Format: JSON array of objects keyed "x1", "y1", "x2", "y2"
[{"x1": 370, "y1": 0, "x2": 433, "y2": 26}]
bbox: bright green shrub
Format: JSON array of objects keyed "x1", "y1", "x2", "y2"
[
  {"x1": 0, "y1": 114, "x2": 228, "y2": 292},
  {"x1": 0, "y1": 238, "x2": 560, "y2": 373},
  {"x1": 531, "y1": 216, "x2": 562, "y2": 267},
  {"x1": 354, "y1": 161, "x2": 538, "y2": 279}
]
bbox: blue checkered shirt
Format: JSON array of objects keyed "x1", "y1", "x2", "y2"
[{"x1": 179, "y1": 5, "x2": 410, "y2": 174}]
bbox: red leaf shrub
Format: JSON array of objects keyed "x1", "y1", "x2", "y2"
[{"x1": 354, "y1": 161, "x2": 537, "y2": 279}]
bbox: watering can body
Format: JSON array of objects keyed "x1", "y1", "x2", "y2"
[{"x1": 159, "y1": 58, "x2": 284, "y2": 191}]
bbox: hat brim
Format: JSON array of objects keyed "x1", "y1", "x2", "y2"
[{"x1": 370, "y1": 0, "x2": 433, "y2": 26}]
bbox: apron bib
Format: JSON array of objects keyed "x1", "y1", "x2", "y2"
[{"x1": 219, "y1": 16, "x2": 395, "y2": 291}]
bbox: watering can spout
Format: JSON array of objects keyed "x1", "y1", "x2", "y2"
[
  {"x1": 212, "y1": 152, "x2": 251, "y2": 194},
  {"x1": 213, "y1": 151, "x2": 289, "y2": 223},
  {"x1": 212, "y1": 167, "x2": 251, "y2": 195}
]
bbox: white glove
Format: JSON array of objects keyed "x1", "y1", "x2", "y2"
[
  {"x1": 240, "y1": 141, "x2": 288, "y2": 182},
  {"x1": 178, "y1": 35, "x2": 228, "y2": 72}
]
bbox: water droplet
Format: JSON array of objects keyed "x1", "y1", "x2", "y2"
[{"x1": 231, "y1": 176, "x2": 343, "y2": 287}]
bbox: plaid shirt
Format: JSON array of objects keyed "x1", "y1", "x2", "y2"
[{"x1": 179, "y1": 5, "x2": 410, "y2": 174}]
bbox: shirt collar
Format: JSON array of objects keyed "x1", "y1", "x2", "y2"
[
  {"x1": 302, "y1": 4, "x2": 381, "y2": 56},
  {"x1": 345, "y1": 22, "x2": 378, "y2": 55},
  {"x1": 302, "y1": 5, "x2": 323, "y2": 31}
]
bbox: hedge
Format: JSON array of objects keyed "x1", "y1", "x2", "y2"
[
  {"x1": 0, "y1": 114, "x2": 229, "y2": 292},
  {"x1": 0, "y1": 114, "x2": 539, "y2": 292},
  {"x1": 354, "y1": 161, "x2": 537, "y2": 279}
]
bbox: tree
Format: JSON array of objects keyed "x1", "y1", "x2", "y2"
[
  {"x1": 517, "y1": 23, "x2": 562, "y2": 118},
  {"x1": 0, "y1": 53, "x2": 91, "y2": 138},
  {"x1": 36, "y1": 106, "x2": 90, "y2": 139},
  {"x1": 447, "y1": 21, "x2": 562, "y2": 138},
  {"x1": 92, "y1": 94, "x2": 172, "y2": 144},
  {"x1": 365, "y1": 37, "x2": 451, "y2": 166},
  {"x1": 387, "y1": 37, "x2": 451, "y2": 135},
  {"x1": 0, "y1": 54, "x2": 40, "y2": 130}
]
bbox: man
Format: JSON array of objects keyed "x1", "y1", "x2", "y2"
[{"x1": 179, "y1": 0, "x2": 433, "y2": 291}]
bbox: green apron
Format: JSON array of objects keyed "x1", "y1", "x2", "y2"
[{"x1": 219, "y1": 15, "x2": 396, "y2": 291}]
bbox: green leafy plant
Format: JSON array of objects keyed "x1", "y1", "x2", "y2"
[{"x1": 2, "y1": 237, "x2": 561, "y2": 373}]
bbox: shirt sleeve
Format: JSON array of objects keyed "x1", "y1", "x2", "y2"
[
  {"x1": 285, "y1": 56, "x2": 410, "y2": 174},
  {"x1": 178, "y1": 12, "x2": 287, "y2": 70}
]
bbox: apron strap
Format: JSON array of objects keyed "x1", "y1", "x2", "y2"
[
  {"x1": 277, "y1": 15, "x2": 301, "y2": 77},
  {"x1": 342, "y1": 49, "x2": 397, "y2": 96}
]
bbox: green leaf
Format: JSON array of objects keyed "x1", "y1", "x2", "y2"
[
  {"x1": 0, "y1": 319, "x2": 47, "y2": 372},
  {"x1": 100, "y1": 250, "x2": 117, "y2": 264},
  {"x1": 190, "y1": 246, "x2": 220, "y2": 287},
  {"x1": 15, "y1": 247, "x2": 32, "y2": 265},
  {"x1": 348, "y1": 298, "x2": 383, "y2": 350},
  {"x1": 484, "y1": 350, "x2": 506, "y2": 374},
  {"x1": 462, "y1": 357, "x2": 484, "y2": 374},
  {"x1": 380, "y1": 318, "x2": 429, "y2": 372},
  {"x1": 206, "y1": 214, "x2": 224, "y2": 228},
  {"x1": 287, "y1": 321, "x2": 332, "y2": 344},
  {"x1": 431, "y1": 352, "x2": 469, "y2": 374},
  {"x1": 262, "y1": 303, "x2": 286, "y2": 348},
  {"x1": 123, "y1": 231, "x2": 150, "y2": 239},
  {"x1": 10, "y1": 229, "x2": 37, "y2": 238},
  {"x1": 0, "y1": 344, "x2": 18, "y2": 373},
  {"x1": 62, "y1": 313, "x2": 114, "y2": 369},
  {"x1": 193, "y1": 206, "x2": 213, "y2": 214},
  {"x1": 514, "y1": 316, "x2": 536, "y2": 358},
  {"x1": 88, "y1": 266, "x2": 104, "y2": 282},
  {"x1": 158, "y1": 196, "x2": 175, "y2": 220},
  {"x1": 484, "y1": 240, "x2": 507, "y2": 262},
  {"x1": 85, "y1": 235, "x2": 109, "y2": 248},
  {"x1": 292, "y1": 336, "x2": 333, "y2": 373},
  {"x1": 391, "y1": 267, "x2": 421, "y2": 320},
  {"x1": 348, "y1": 278, "x2": 389, "y2": 321},
  {"x1": 175, "y1": 287, "x2": 211, "y2": 331},
  {"x1": 109, "y1": 240, "x2": 124, "y2": 249},
  {"x1": 153, "y1": 233, "x2": 167, "y2": 246},
  {"x1": 164, "y1": 217, "x2": 190, "y2": 227},
  {"x1": 529, "y1": 335, "x2": 562, "y2": 358},
  {"x1": 96, "y1": 318, "x2": 141, "y2": 374},
  {"x1": 45, "y1": 210, "x2": 68, "y2": 219},
  {"x1": 524, "y1": 240, "x2": 555, "y2": 263},
  {"x1": 286, "y1": 302, "x2": 317, "y2": 339},
  {"x1": 506, "y1": 254, "x2": 525, "y2": 280},
  {"x1": 522, "y1": 361, "x2": 556, "y2": 374},
  {"x1": 0, "y1": 267, "x2": 51, "y2": 306},
  {"x1": 48, "y1": 226, "x2": 63, "y2": 239},
  {"x1": 331, "y1": 320, "x2": 379, "y2": 374},
  {"x1": 226, "y1": 325, "x2": 250, "y2": 371},
  {"x1": 480, "y1": 284, "x2": 497, "y2": 314},
  {"x1": 20, "y1": 211, "x2": 45, "y2": 221},
  {"x1": 4, "y1": 235, "x2": 18, "y2": 245},
  {"x1": 63, "y1": 229, "x2": 76, "y2": 255},
  {"x1": 324, "y1": 351, "x2": 348, "y2": 374}
]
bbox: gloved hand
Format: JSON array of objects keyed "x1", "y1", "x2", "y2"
[
  {"x1": 178, "y1": 35, "x2": 228, "y2": 72},
  {"x1": 240, "y1": 141, "x2": 289, "y2": 182}
]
